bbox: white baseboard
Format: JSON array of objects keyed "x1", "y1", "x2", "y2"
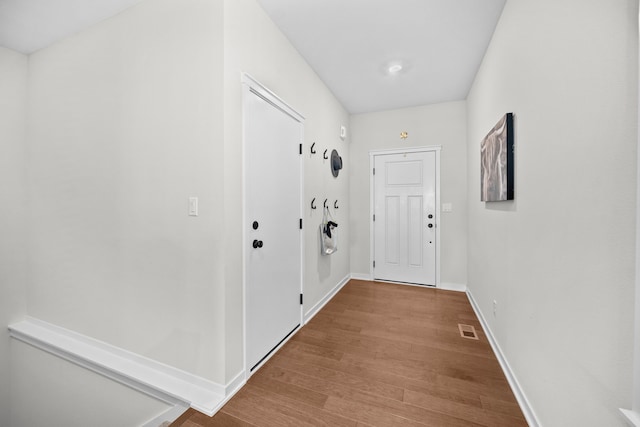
[
  {"x1": 350, "y1": 273, "x2": 373, "y2": 281},
  {"x1": 439, "y1": 282, "x2": 467, "y2": 292},
  {"x1": 304, "y1": 274, "x2": 350, "y2": 324},
  {"x1": 466, "y1": 291, "x2": 541, "y2": 427},
  {"x1": 8, "y1": 317, "x2": 225, "y2": 416},
  {"x1": 225, "y1": 370, "x2": 245, "y2": 395},
  {"x1": 194, "y1": 370, "x2": 247, "y2": 418},
  {"x1": 348, "y1": 275, "x2": 465, "y2": 293},
  {"x1": 621, "y1": 409, "x2": 640, "y2": 426}
]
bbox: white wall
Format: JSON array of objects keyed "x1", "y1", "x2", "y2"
[
  {"x1": 12, "y1": 0, "x2": 351, "y2": 420},
  {"x1": 25, "y1": 0, "x2": 225, "y2": 384},
  {"x1": 0, "y1": 46, "x2": 28, "y2": 427},
  {"x1": 349, "y1": 102, "x2": 467, "y2": 287},
  {"x1": 10, "y1": 341, "x2": 171, "y2": 427},
  {"x1": 223, "y1": 0, "x2": 351, "y2": 382},
  {"x1": 466, "y1": 1, "x2": 638, "y2": 425}
]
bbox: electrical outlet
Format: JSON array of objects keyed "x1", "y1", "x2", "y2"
[{"x1": 493, "y1": 300, "x2": 497, "y2": 317}]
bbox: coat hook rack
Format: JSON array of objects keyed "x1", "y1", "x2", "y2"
[
  {"x1": 334, "y1": 200, "x2": 339, "y2": 209},
  {"x1": 323, "y1": 199, "x2": 328, "y2": 208},
  {"x1": 323, "y1": 149, "x2": 328, "y2": 160},
  {"x1": 310, "y1": 142, "x2": 316, "y2": 154},
  {"x1": 311, "y1": 198, "x2": 316, "y2": 209}
]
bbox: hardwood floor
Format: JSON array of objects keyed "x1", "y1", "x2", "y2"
[{"x1": 171, "y1": 280, "x2": 527, "y2": 426}]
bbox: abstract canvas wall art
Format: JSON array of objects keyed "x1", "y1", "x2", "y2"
[{"x1": 481, "y1": 113, "x2": 514, "y2": 201}]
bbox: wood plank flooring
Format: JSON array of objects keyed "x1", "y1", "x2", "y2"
[{"x1": 170, "y1": 280, "x2": 527, "y2": 426}]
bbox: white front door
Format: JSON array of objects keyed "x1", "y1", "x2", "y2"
[
  {"x1": 373, "y1": 150, "x2": 437, "y2": 286},
  {"x1": 243, "y1": 76, "x2": 303, "y2": 373}
]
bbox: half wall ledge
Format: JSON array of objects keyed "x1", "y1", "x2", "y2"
[
  {"x1": 621, "y1": 409, "x2": 640, "y2": 426},
  {"x1": 8, "y1": 317, "x2": 225, "y2": 416}
]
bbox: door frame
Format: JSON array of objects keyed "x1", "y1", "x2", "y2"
[
  {"x1": 241, "y1": 73, "x2": 305, "y2": 378},
  {"x1": 369, "y1": 146, "x2": 441, "y2": 287}
]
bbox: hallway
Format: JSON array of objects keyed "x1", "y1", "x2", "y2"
[{"x1": 172, "y1": 280, "x2": 526, "y2": 426}]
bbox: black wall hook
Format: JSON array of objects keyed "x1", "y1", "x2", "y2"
[
  {"x1": 323, "y1": 199, "x2": 328, "y2": 208},
  {"x1": 334, "y1": 200, "x2": 339, "y2": 209},
  {"x1": 311, "y1": 198, "x2": 316, "y2": 209},
  {"x1": 323, "y1": 149, "x2": 328, "y2": 159},
  {"x1": 310, "y1": 142, "x2": 316, "y2": 154}
]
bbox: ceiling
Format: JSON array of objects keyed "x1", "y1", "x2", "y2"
[
  {"x1": 0, "y1": 0, "x2": 506, "y2": 114},
  {"x1": 0, "y1": 0, "x2": 144, "y2": 54},
  {"x1": 256, "y1": 0, "x2": 506, "y2": 113}
]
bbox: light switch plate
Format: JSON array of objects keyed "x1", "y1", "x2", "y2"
[
  {"x1": 188, "y1": 197, "x2": 198, "y2": 216},
  {"x1": 442, "y1": 203, "x2": 452, "y2": 212}
]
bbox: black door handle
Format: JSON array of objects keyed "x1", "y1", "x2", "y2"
[
  {"x1": 428, "y1": 224, "x2": 433, "y2": 228},
  {"x1": 253, "y1": 240, "x2": 263, "y2": 249}
]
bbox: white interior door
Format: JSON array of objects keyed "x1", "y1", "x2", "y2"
[
  {"x1": 373, "y1": 151, "x2": 437, "y2": 286},
  {"x1": 244, "y1": 77, "x2": 302, "y2": 373}
]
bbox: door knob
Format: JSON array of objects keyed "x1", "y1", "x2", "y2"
[
  {"x1": 252, "y1": 240, "x2": 263, "y2": 249},
  {"x1": 428, "y1": 224, "x2": 433, "y2": 228}
]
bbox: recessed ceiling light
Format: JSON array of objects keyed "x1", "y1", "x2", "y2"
[
  {"x1": 388, "y1": 64, "x2": 403, "y2": 74},
  {"x1": 381, "y1": 60, "x2": 411, "y2": 77}
]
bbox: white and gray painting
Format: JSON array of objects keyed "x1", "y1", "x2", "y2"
[{"x1": 481, "y1": 114, "x2": 508, "y2": 201}]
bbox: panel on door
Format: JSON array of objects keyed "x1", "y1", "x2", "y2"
[
  {"x1": 244, "y1": 85, "x2": 302, "y2": 372},
  {"x1": 374, "y1": 151, "x2": 436, "y2": 286}
]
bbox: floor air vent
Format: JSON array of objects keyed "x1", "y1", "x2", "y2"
[{"x1": 458, "y1": 324, "x2": 479, "y2": 340}]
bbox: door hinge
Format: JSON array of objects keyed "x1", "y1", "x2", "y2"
[
  {"x1": 300, "y1": 293, "x2": 303, "y2": 305},
  {"x1": 373, "y1": 260, "x2": 376, "y2": 268},
  {"x1": 373, "y1": 214, "x2": 375, "y2": 222},
  {"x1": 299, "y1": 218, "x2": 303, "y2": 229},
  {"x1": 373, "y1": 168, "x2": 375, "y2": 175},
  {"x1": 299, "y1": 144, "x2": 302, "y2": 155}
]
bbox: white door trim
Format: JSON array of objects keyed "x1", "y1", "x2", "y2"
[
  {"x1": 369, "y1": 146, "x2": 441, "y2": 287},
  {"x1": 241, "y1": 73, "x2": 305, "y2": 379},
  {"x1": 241, "y1": 74, "x2": 305, "y2": 123},
  {"x1": 620, "y1": 11, "x2": 640, "y2": 426}
]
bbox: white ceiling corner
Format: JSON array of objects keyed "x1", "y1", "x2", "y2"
[{"x1": 0, "y1": 0, "x2": 145, "y2": 54}]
